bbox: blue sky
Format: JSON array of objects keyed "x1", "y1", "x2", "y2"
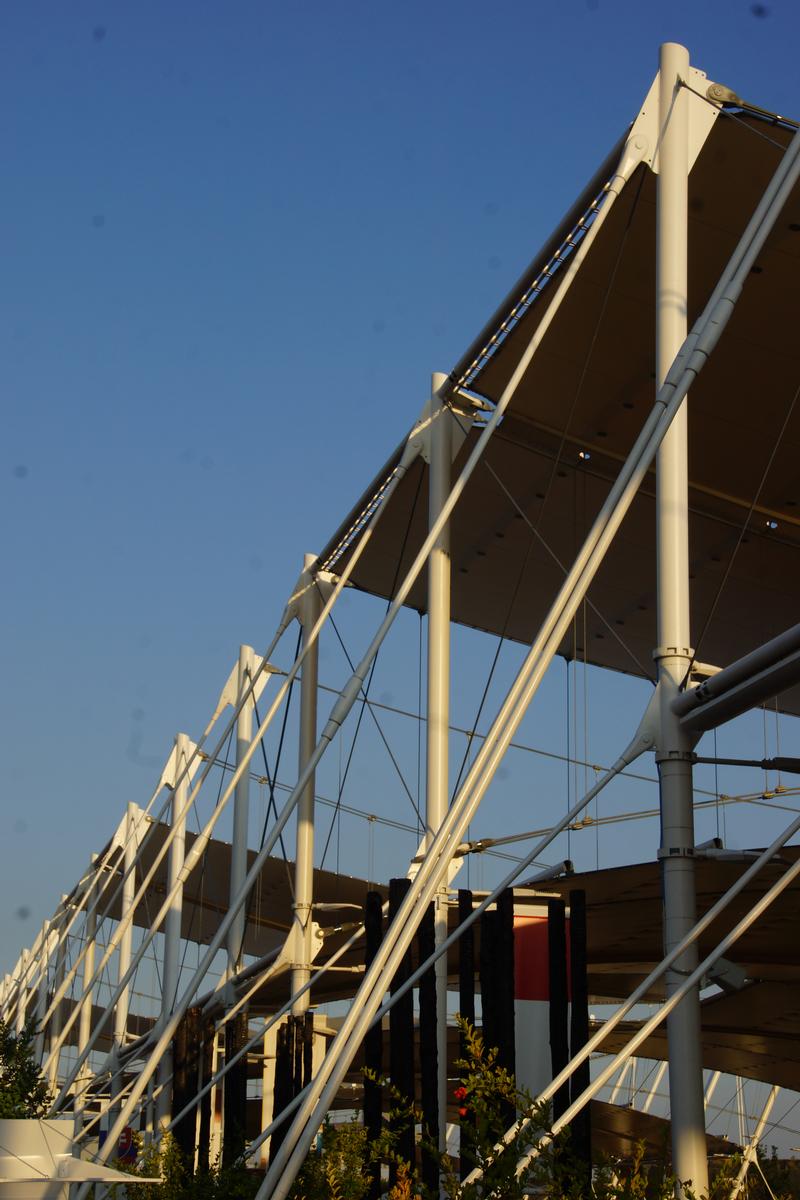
[{"x1": 3, "y1": 0, "x2": 800, "y2": 981}]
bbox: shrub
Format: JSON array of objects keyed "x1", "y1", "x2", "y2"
[{"x1": 0, "y1": 1021, "x2": 51, "y2": 1119}]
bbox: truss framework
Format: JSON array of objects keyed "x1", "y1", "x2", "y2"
[{"x1": 4, "y1": 41, "x2": 800, "y2": 1200}]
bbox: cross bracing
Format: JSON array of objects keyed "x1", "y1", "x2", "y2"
[{"x1": 5, "y1": 41, "x2": 800, "y2": 1200}]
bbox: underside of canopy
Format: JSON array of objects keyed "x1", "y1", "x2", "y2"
[{"x1": 319, "y1": 107, "x2": 800, "y2": 713}]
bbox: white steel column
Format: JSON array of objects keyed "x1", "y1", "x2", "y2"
[
  {"x1": 14, "y1": 950, "x2": 30, "y2": 1035},
  {"x1": 228, "y1": 644, "x2": 255, "y2": 976},
  {"x1": 655, "y1": 41, "x2": 708, "y2": 1197},
  {"x1": 111, "y1": 803, "x2": 138, "y2": 1116},
  {"x1": 75, "y1": 860, "x2": 98, "y2": 1135},
  {"x1": 33, "y1": 921, "x2": 53, "y2": 1064},
  {"x1": 730, "y1": 1084, "x2": 779, "y2": 1199},
  {"x1": 704, "y1": 1069, "x2": 721, "y2": 1110},
  {"x1": 46, "y1": 907, "x2": 68, "y2": 1092},
  {"x1": 291, "y1": 556, "x2": 321, "y2": 1013},
  {"x1": 641, "y1": 1060, "x2": 668, "y2": 1115},
  {"x1": 427, "y1": 370, "x2": 452, "y2": 1149},
  {"x1": 157, "y1": 732, "x2": 191, "y2": 1126}
]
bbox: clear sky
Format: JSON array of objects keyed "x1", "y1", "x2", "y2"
[{"x1": 3, "y1": 0, "x2": 800, "y2": 995}]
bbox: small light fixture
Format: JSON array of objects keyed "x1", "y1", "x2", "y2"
[
  {"x1": 578, "y1": 449, "x2": 591, "y2": 461},
  {"x1": 766, "y1": 519, "x2": 778, "y2": 530}
]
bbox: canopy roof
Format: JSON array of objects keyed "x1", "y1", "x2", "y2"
[
  {"x1": 548, "y1": 849, "x2": 800, "y2": 1090},
  {"x1": 319, "y1": 105, "x2": 800, "y2": 713},
  {"x1": 96, "y1": 819, "x2": 383, "y2": 962}
]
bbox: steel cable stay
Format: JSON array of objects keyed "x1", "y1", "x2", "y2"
[
  {"x1": 184, "y1": 759, "x2": 527, "y2": 864},
  {"x1": 250, "y1": 637, "x2": 301, "y2": 894},
  {"x1": 67, "y1": 452, "x2": 442, "y2": 1156},
  {"x1": 84, "y1": 110, "x2": 800, "y2": 1180},
  {"x1": 534, "y1": 165, "x2": 648, "y2": 534},
  {"x1": 257, "y1": 767, "x2": 800, "y2": 852},
  {"x1": 590, "y1": 1049, "x2": 793, "y2": 1139},
  {"x1": 47, "y1": 561, "x2": 371, "y2": 1096},
  {"x1": 325, "y1": 608, "x2": 425, "y2": 831},
  {"x1": 22, "y1": 835, "x2": 134, "y2": 1038},
  {"x1": 454, "y1": 150, "x2": 632, "y2": 391},
  {"x1": 447, "y1": 404, "x2": 556, "y2": 807},
  {"x1": 96, "y1": 913, "x2": 381, "y2": 1157},
  {"x1": 173, "y1": 724, "x2": 236, "y2": 1000},
  {"x1": 5, "y1": 913, "x2": 59, "y2": 1031},
  {"x1": 681, "y1": 79, "x2": 796, "y2": 148},
  {"x1": 466, "y1": 821, "x2": 800, "y2": 1186},
  {"x1": 482, "y1": 453, "x2": 656, "y2": 681},
  {"x1": 315, "y1": 680, "x2": 773, "y2": 804},
  {"x1": 465, "y1": 785, "x2": 800, "y2": 850},
  {"x1": 74, "y1": 133, "x2": 649, "y2": 1190},
  {"x1": 121, "y1": 773, "x2": 216, "y2": 1123},
  {"x1": 261, "y1": 125, "x2": 800, "y2": 1197},
  {"x1": 445, "y1": 169, "x2": 649, "y2": 798},
  {"x1": 258, "y1": 721, "x2": 798, "y2": 1193},
  {"x1": 448, "y1": 474, "x2": 539, "y2": 803},
  {"x1": 318, "y1": 463, "x2": 425, "y2": 869},
  {"x1": 39, "y1": 693, "x2": 259, "y2": 1074},
  {"x1": 681, "y1": 376, "x2": 800, "y2": 690},
  {"x1": 321, "y1": 644, "x2": 395, "y2": 875},
  {"x1": 47, "y1": 600, "x2": 335, "y2": 1106},
  {"x1": 318, "y1": 655, "x2": 380, "y2": 870}
]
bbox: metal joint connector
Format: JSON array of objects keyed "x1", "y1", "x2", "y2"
[
  {"x1": 652, "y1": 644, "x2": 694, "y2": 662},
  {"x1": 657, "y1": 846, "x2": 696, "y2": 860},
  {"x1": 706, "y1": 82, "x2": 741, "y2": 107},
  {"x1": 654, "y1": 748, "x2": 695, "y2": 765}
]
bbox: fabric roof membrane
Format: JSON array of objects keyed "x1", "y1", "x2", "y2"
[{"x1": 320, "y1": 111, "x2": 800, "y2": 714}]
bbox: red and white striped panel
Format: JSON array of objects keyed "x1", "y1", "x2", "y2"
[{"x1": 513, "y1": 907, "x2": 571, "y2": 1100}]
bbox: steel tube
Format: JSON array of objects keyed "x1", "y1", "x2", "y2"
[
  {"x1": 674, "y1": 621, "x2": 800, "y2": 717},
  {"x1": 291, "y1": 557, "x2": 321, "y2": 1015},
  {"x1": 229, "y1": 646, "x2": 256, "y2": 975},
  {"x1": 113, "y1": 805, "x2": 138, "y2": 1060},
  {"x1": 679, "y1": 648, "x2": 800, "y2": 734},
  {"x1": 69, "y1": 460, "x2": 417, "y2": 1161},
  {"x1": 259, "y1": 138, "x2": 651, "y2": 1199},
  {"x1": 511, "y1": 853, "x2": 800, "y2": 1182},
  {"x1": 654, "y1": 41, "x2": 708, "y2": 1196},
  {"x1": 263, "y1": 383, "x2": 691, "y2": 1197},
  {"x1": 157, "y1": 732, "x2": 191, "y2": 1127},
  {"x1": 167, "y1": 919, "x2": 370, "y2": 1137},
  {"x1": 427, "y1": 370, "x2": 452, "y2": 1148},
  {"x1": 78, "y1": 132, "x2": 644, "y2": 1188},
  {"x1": 463, "y1": 798, "x2": 800, "y2": 1182},
  {"x1": 264, "y1": 112, "x2": 800, "y2": 1196},
  {"x1": 729, "y1": 1085, "x2": 779, "y2": 1199},
  {"x1": 74, "y1": 861, "x2": 98, "y2": 1132}
]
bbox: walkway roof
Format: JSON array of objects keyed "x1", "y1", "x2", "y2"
[{"x1": 319, "y1": 107, "x2": 800, "y2": 713}]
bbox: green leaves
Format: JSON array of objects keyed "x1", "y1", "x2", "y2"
[{"x1": 0, "y1": 1021, "x2": 51, "y2": 1119}]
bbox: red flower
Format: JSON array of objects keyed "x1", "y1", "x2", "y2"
[
  {"x1": 453, "y1": 1086, "x2": 468, "y2": 1101},
  {"x1": 459, "y1": 1106, "x2": 468, "y2": 1118}
]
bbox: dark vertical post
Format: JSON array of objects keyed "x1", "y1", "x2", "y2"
[
  {"x1": 418, "y1": 901, "x2": 439, "y2": 1191},
  {"x1": 569, "y1": 890, "x2": 592, "y2": 1173},
  {"x1": 458, "y1": 888, "x2": 475, "y2": 1181},
  {"x1": 197, "y1": 1018, "x2": 216, "y2": 1172},
  {"x1": 292, "y1": 1015, "x2": 304, "y2": 1095},
  {"x1": 222, "y1": 1008, "x2": 249, "y2": 1166},
  {"x1": 496, "y1": 888, "x2": 517, "y2": 1128},
  {"x1": 389, "y1": 878, "x2": 415, "y2": 1178},
  {"x1": 496, "y1": 889, "x2": 516, "y2": 1074},
  {"x1": 269, "y1": 1020, "x2": 294, "y2": 1164},
  {"x1": 458, "y1": 889, "x2": 475, "y2": 1045},
  {"x1": 302, "y1": 1011, "x2": 314, "y2": 1088},
  {"x1": 363, "y1": 891, "x2": 383, "y2": 1200},
  {"x1": 548, "y1": 898, "x2": 570, "y2": 1120},
  {"x1": 479, "y1": 908, "x2": 500, "y2": 1055},
  {"x1": 172, "y1": 1006, "x2": 201, "y2": 1167}
]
